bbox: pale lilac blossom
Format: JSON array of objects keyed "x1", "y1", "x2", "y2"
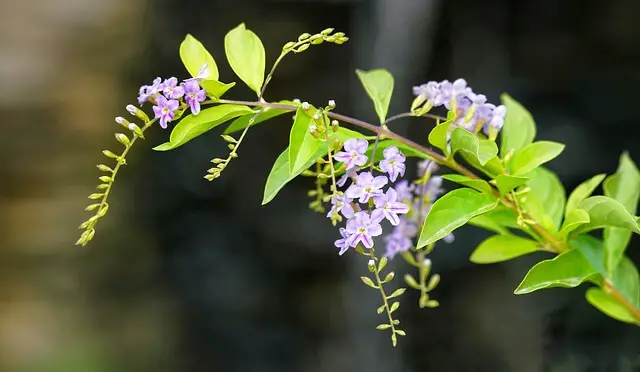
[
  {"x1": 345, "y1": 211, "x2": 383, "y2": 249},
  {"x1": 334, "y1": 139, "x2": 369, "y2": 170},
  {"x1": 163, "y1": 77, "x2": 185, "y2": 99},
  {"x1": 334, "y1": 228, "x2": 351, "y2": 255},
  {"x1": 373, "y1": 188, "x2": 410, "y2": 226},
  {"x1": 327, "y1": 194, "x2": 355, "y2": 219},
  {"x1": 183, "y1": 80, "x2": 206, "y2": 115},
  {"x1": 379, "y1": 146, "x2": 406, "y2": 182},
  {"x1": 345, "y1": 171, "x2": 388, "y2": 203},
  {"x1": 153, "y1": 96, "x2": 179, "y2": 129}
]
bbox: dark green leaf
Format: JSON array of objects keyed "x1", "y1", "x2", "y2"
[
  {"x1": 471, "y1": 235, "x2": 539, "y2": 264},
  {"x1": 585, "y1": 288, "x2": 639, "y2": 324},
  {"x1": 499, "y1": 93, "x2": 536, "y2": 157},
  {"x1": 603, "y1": 153, "x2": 640, "y2": 274},
  {"x1": 565, "y1": 174, "x2": 606, "y2": 218},
  {"x1": 355, "y1": 69, "x2": 394, "y2": 124},
  {"x1": 224, "y1": 23, "x2": 265, "y2": 95},
  {"x1": 289, "y1": 107, "x2": 321, "y2": 174},
  {"x1": 509, "y1": 141, "x2": 565, "y2": 176},
  {"x1": 153, "y1": 104, "x2": 254, "y2": 151},
  {"x1": 441, "y1": 174, "x2": 492, "y2": 194},
  {"x1": 493, "y1": 174, "x2": 529, "y2": 196},
  {"x1": 224, "y1": 100, "x2": 296, "y2": 134},
  {"x1": 180, "y1": 34, "x2": 219, "y2": 80},
  {"x1": 417, "y1": 188, "x2": 498, "y2": 248}
]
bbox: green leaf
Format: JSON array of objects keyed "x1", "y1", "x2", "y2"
[
  {"x1": 484, "y1": 207, "x2": 520, "y2": 229},
  {"x1": 201, "y1": 80, "x2": 235, "y2": 99},
  {"x1": 514, "y1": 235, "x2": 604, "y2": 294},
  {"x1": 565, "y1": 174, "x2": 606, "y2": 218},
  {"x1": 575, "y1": 196, "x2": 640, "y2": 234},
  {"x1": 471, "y1": 235, "x2": 539, "y2": 264},
  {"x1": 441, "y1": 174, "x2": 492, "y2": 194},
  {"x1": 611, "y1": 257, "x2": 640, "y2": 308},
  {"x1": 493, "y1": 174, "x2": 529, "y2": 196},
  {"x1": 509, "y1": 141, "x2": 565, "y2": 176},
  {"x1": 450, "y1": 128, "x2": 498, "y2": 166},
  {"x1": 368, "y1": 139, "x2": 431, "y2": 162},
  {"x1": 559, "y1": 208, "x2": 590, "y2": 237},
  {"x1": 521, "y1": 167, "x2": 566, "y2": 231},
  {"x1": 355, "y1": 69, "x2": 394, "y2": 124},
  {"x1": 417, "y1": 188, "x2": 499, "y2": 248},
  {"x1": 224, "y1": 100, "x2": 296, "y2": 134},
  {"x1": 468, "y1": 215, "x2": 510, "y2": 235},
  {"x1": 224, "y1": 23, "x2": 266, "y2": 95},
  {"x1": 461, "y1": 152, "x2": 506, "y2": 178},
  {"x1": 180, "y1": 34, "x2": 219, "y2": 80},
  {"x1": 153, "y1": 104, "x2": 254, "y2": 151},
  {"x1": 499, "y1": 93, "x2": 536, "y2": 157},
  {"x1": 586, "y1": 288, "x2": 639, "y2": 324},
  {"x1": 288, "y1": 108, "x2": 321, "y2": 174},
  {"x1": 427, "y1": 115, "x2": 454, "y2": 153},
  {"x1": 603, "y1": 153, "x2": 640, "y2": 274}
]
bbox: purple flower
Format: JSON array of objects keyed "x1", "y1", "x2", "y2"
[
  {"x1": 334, "y1": 139, "x2": 369, "y2": 170},
  {"x1": 183, "y1": 80, "x2": 206, "y2": 115},
  {"x1": 383, "y1": 220, "x2": 416, "y2": 258},
  {"x1": 337, "y1": 168, "x2": 357, "y2": 187},
  {"x1": 147, "y1": 77, "x2": 165, "y2": 95},
  {"x1": 327, "y1": 194, "x2": 355, "y2": 219},
  {"x1": 163, "y1": 77, "x2": 185, "y2": 99},
  {"x1": 394, "y1": 180, "x2": 413, "y2": 201},
  {"x1": 373, "y1": 188, "x2": 410, "y2": 226},
  {"x1": 345, "y1": 211, "x2": 382, "y2": 249},
  {"x1": 345, "y1": 171, "x2": 388, "y2": 203},
  {"x1": 138, "y1": 85, "x2": 150, "y2": 105},
  {"x1": 489, "y1": 104, "x2": 506, "y2": 130},
  {"x1": 379, "y1": 146, "x2": 406, "y2": 182},
  {"x1": 417, "y1": 160, "x2": 439, "y2": 177},
  {"x1": 334, "y1": 228, "x2": 351, "y2": 255},
  {"x1": 153, "y1": 96, "x2": 179, "y2": 129}
]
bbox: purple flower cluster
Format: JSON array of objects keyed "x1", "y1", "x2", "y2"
[
  {"x1": 413, "y1": 79, "x2": 506, "y2": 136},
  {"x1": 383, "y1": 160, "x2": 454, "y2": 259},
  {"x1": 137, "y1": 65, "x2": 209, "y2": 129},
  {"x1": 331, "y1": 140, "x2": 410, "y2": 255}
]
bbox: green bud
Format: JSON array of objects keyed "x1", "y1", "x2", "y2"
[
  {"x1": 96, "y1": 184, "x2": 109, "y2": 190},
  {"x1": 296, "y1": 44, "x2": 310, "y2": 53},
  {"x1": 320, "y1": 28, "x2": 334, "y2": 35},
  {"x1": 377, "y1": 305, "x2": 385, "y2": 315},
  {"x1": 395, "y1": 330, "x2": 406, "y2": 337},
  {"x1": 282, "y1": 41, "x2": 296, "y2": 51},
  {"x1": 390, "y1": 301, "x2": 400, "y2": 313},
  {"x1": 301, "y1": 170, "x2": 315, "y2": 176},
  {"x1": 85, "y1": 204, "x2": 101, "y2": 211},
  {"x1": 425, "y1": 300, "x2": 440, "y2": 308},
  {"x1": 217, "y1": 163, "x2": 226, "y2": 170},
  {"x1": 378, "y1": 257, "x2": 388, "y2": 273},
  {"x1": 391, "y1": 333, "x2": 397, "y2": 347},
  {"x1": 99, "y1": 176, "x2": 113, "y2": 183},
  {"x1": 298, "y1": 32, "x2": 311, "y2": 41},
  {"x1": 392, "y1": 319, "x2": 400, "y2": 325},
  {"x1": 115, "y1": 133, "x2": 131, "y2": 146},
  {"x1": 211, "y1": 158, "x2": 224, "y2": 164},
  {"x1": 229, "y1": 152, "x2": 238, "y2": 158},
  {"x1": 126, "y1": 104, "x2": 149, "y2": 122},
  {"x1": 384, "y1": 272, "x2": 395, "y2": 282},
  {"x1": 221, "y1": 135, "x2": 237, "y2": 143},
  {"x1": 419, "y1": 294, "x2": 430, "y2": 308},
  {"x1": 311, "y1": 38, "x2": 324, "y2": 45},
  {"x1": 102, "y1": 150, "x2": 119, "y2": 159},
  {"x1": 228, "y1": 144, "x2": 235, "y2": 150},
  {"x1": 97, "y1": 205, "x2": 109, "y2": 217},
  {"x1": 128, "y1": 123, "x2": 145, "y2": 139},
  {"x1": 97, "y1": 164, "x2": 113, "y2": 172},
  {"x1": 333, "y1": 32, "x2": 345, "y2": 38},
  {"x1": 115, "y1": 116, "x2": 129, "y2": 127},
  {"x1": 324, "y1": 36, "x2": 336, "y2": 42},
  {"x1": 334, "y1": 36, "x2": 349, "y2": 44},
  {"x1": 88, "y1": 193, "x2": 104, "y2": 200},
  {"x1": 307, "y1": 190, "x2": 318, "y2": 196},
  {"x1": 376, "y1": 324, "x2": 391, "y2": 330},
  {"x1": 427, "y1": 273, "x2": 440, "y2": 291},
  {"x1": 404, "y1": 274, "x2": 420, "y2": 290}
]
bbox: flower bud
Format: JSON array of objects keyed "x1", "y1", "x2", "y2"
[
  {"x1": 128, "y1": 123, "x2": 145, "y2": 139},
  {"x1": 298, "y1": 33, "x2": 311, "y2": 41},
  {"x1": 115, "y1": 116, "x2": 128, "y2": 126},
  {"x1": 367, "y1": 259, "x2": 376, "y2": 273},
  {"x1": 320, "y1": 28, "x2": 334, "y2": 35},
  {"x1": 115, "y1": 133, "x2": 130, "y2": 146},
  {"x1": 301, "y1": 102, "x2": 310, "y2": 111},
  {"x1": 293, "y1": 98, "x2": 301, "y2": 104},
  {"x1": 327, "y1": 100, "x2": 336, "y2": 108},
  {"x1": 126, "y1": 104, "x2": 149, "y2": 122},
  {"x1": 282, "y1": 41, "x2": 296, "y2": 51}
]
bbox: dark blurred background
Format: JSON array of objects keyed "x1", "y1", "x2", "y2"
[{"x1": 1, "y1": 0, "x2": 640, "y2": 371}]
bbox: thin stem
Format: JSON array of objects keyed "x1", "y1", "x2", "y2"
[
  {"x1": 212, "y1": 98, "x2": 639, "y2": 321},
  {"x1": 369, "y1": 249, "x2": 398, "y2": 341}
]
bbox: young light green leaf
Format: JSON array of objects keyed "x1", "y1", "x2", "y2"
[
  {"x1": 289, "y1": 108, "x2": 321, "y2": 174},
  {"x1": 509, "y1": 141, "x2": 565, "y2": 176},
  {"x1": 514, "y1": 239, "x2": 602, "y2": 294},
  {"x1": 499, "y1": 93, "x2": 536, "y2": 157},
  {"x1": 559, "y1": 208, "x2": 590, "y2": 237},
  {"x1": 460, "y1": 151, "x2": 506, "y2": 178},
  {"x1": 492, "y1": 174, "x2": 528, "y2": 196},
  {"x1": 574, "y1": 196, "x2": 640, "y2": 234},
  {"x1": 224, "y1": 100, "x2": 296, "y2": 134},
  {"x1": 180, "y1": 34, "x2": 219, "y2": 80},
  {"x1": 521, "y1": 167, "x2": 566, "y2": 231},
  {"x1": 224, "y1": 23, "x2": 266, "y2": 95},
  {"x1": 468, "y1": 215, "x2": 511, "y2": 235},
  {"x1": 611, "y1": 257, "x2": 640, "y2": 309},
  {"x1": 565, "y1": 174, "x2": 606, "y2": 217},
  {"x1": 585, "y1": 287, "x2": 639, "y2": 324},
  {"x1": 417, "y1": 188, "x2": 499, "y2": 248},
  {"x1": 603, "y1": 153, "x2": 640, "y2": 274},
  {"x1": 450, "y1": 128, "x2": 498, "y2": 166},
  {"x1": 427, "y1": 117, "x2": 454, "y2": 153},
  {"x1": 355, "y1": 69, "x2": 394, "y2": 124},
  {"x1": 201, "y1": 80, "x2": 235, "y2": 99},
  {"x1": 262, "y1": 146, "x2": 326, "y2": 205},
  {"x1": 153, "y1": 104, "x2": 254, "y2": 151},
  {"x1": 471, "y1": 235, "x2": 539, "y2": 264},
  {"x1": 441, "y1": 174, "x2": 492, "y2": 194}
]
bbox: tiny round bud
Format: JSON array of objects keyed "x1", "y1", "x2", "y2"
[
  {"x1": 115, "y1": 117, "x2": 127, "y2": 125},
  {"x1": 423, "y1": 258, "x2": 432, "y2": 268},
  {"x1": 328, "y1": 100, "x2": 336, "y2": 108},
  {"x1": 321, "y1": 28, "x2": 335, "y2": 35},
  {"x1": 367, "y1": 259, "x2": 376, "y2": 272},
  {"x1": 126, "y1": 105, "x2": 137, "y2": 114},
  {"x1": 312, "y1": 112, "x2": 320, "y2": 120},
  {"x1": 301, "y1": 102, "x2": 310, "y2": 110},
  {"x1": 293, "y1": 98, "x2": 301, "y2": 104},
  {"x1": 331, "y1": 120, "x2": 339, "y2": 126},
  {"x1": 283, "y1": 41, "x2": 296, "y2": 50},
  {"x1": 309, "y1": 124, "x2": 317, "y2": 134},
  {"x1": 298, "y1": 33, "x2": 311, "y2": 41}
]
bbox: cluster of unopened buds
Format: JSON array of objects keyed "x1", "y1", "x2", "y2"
[
  {"x1": 413, "y1": 78, "x2": 506, "y2": 140},
  {"x1": 137, "y1": 65, "x2": 210, "y2": 128}
]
